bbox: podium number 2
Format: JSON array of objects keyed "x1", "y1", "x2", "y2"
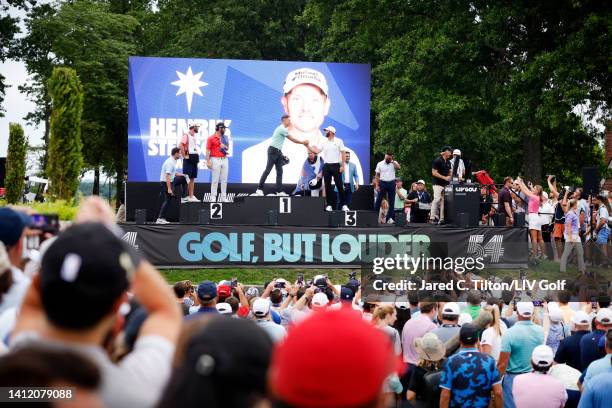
[
  {"x1": 279, "y1": 197, "x2": 291, "y2": 213},
  {"x1": 345, "y1": 211, "x2": 357, "y2": 226},
  {"x1": 210, "y1": 203, "x2": 223, "y2": 219}
]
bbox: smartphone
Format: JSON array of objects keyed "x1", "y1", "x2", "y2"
[
  {"x1": 231, "y1": 277, "x2": 237, "y2": 288},
  {"x1": 297, "y1": 274, "x2": 304, "y2": 285},
  {"x1": 590, "y1": 297, "x2": 598, "y2": 309},
  {"x1": 532, "y1": 300, "x2": 543, "y2": 307}
]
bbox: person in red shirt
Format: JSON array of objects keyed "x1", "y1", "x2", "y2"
[{"x1": 205, "y1": 123, "x2": 230, "y2": 202}]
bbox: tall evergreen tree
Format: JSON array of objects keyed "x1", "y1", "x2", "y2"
[
  {"x1": 5, "y1": 123, "x2": 27, "y2": 204},
  {"x1": 47, "y1": 67, "x2": 84, "y2": 201}
]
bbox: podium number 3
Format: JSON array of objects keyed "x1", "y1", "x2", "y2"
[
  {"x1": 279, "y1": 197, "x2": 291, "y2": 213},
  {"x1": 210, "y1": 203, "x2": 223, "y2": 219},
  {"x1": 345, "y1": 211, "x2": 357, "y2": 226}
]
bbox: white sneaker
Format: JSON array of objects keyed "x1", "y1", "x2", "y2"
[
  {"x1": 251, "y1": 189, "x2": 264, "y2": 196},
  {"x1": 187, "y1": 196, "x2": 200, "y2": 202},
  {"x1": 180, "y1": 197, "x2": 189, "y2": 203},
  {"x1": 219, "y1": 195, "x2": 229, "y2": 203},
  {"x1": 277, "y1": 191, "x2": 289, "y2": 197},
  {"x1": 387, "y1": 219, "x2": 395, "y2": 224},
  {"x1": 156, "y1": 218, "x2": 169, "y2": 224},
  {"x1": 341, "y1": 205, "x2": 349, "y2": 211},
  {"x1": 325, "y1": 205, "x2": 333, "y2": 211}
]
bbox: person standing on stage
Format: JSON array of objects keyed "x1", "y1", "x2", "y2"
[
  {"x1": 253, "y1": 115, "x2": 309, "y2": 196},
  {"x1": 206, "y1": 122, "x2": 230, "y2": 202},
  {"x1": 336, "y1": 151, "x2": 359, "y2": 209},
  {"x1": 431, "y1": 146, "x2": 452, "y2": 224},
  {"x1": 374, "y1": 152, "x2": 401, "y2": 223},
  {"x1": 450, "y1": 149, "x2": 466, "y2": 182},
  {"x1": 407, "y1": 180, "x2": 432, "y2": 223},
  {"x1": 308, "y1": 126, "x2": 349, "y2": 211},
  {"x1": 157, "y1": 147, "x2": 188, "y2": 224},
  {"x1": 393, "y1": 178, "x2": 407, "y2": 222},
  {"x1": 292, "y1": 151, "x2": 324, "y2": 196},
  {"x1": 180, "y1": 123, "x2": 201, "y2": 202}
]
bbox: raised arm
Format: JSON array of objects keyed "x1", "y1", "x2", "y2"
[
  {"x1": 547, "y1": 176, "x2": 559, "y2": 199},
  {"x1": 516, "y1": 179, "x2": 533, "y2": 197}
]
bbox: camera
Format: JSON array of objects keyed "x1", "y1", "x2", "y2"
[
  {"x1": 274, "y1": 281, "x2": 286, "y2": 289},
  {"x1": 296, "y1": 273, "x2": 304, "y2": 285}
]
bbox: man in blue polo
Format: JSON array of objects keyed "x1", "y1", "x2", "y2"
[
  {"x1": 440, "y1": 324, "x2": 502, "y2": 408},
  {"x1": 554, "y1": 310, "x2": 591, "y2": 371},
  {"x1": 185, "y1": 280, "x2": 219, "y2": 320},
  {"x1": 580, "y1": 328, "x2": 612, "y2": 389},
  {"x1": 497, "y1": 302, "x2": 544, "y2": 408},
  {"x1": 580, "y1": 308, "x2": 611, "y2": 370}
]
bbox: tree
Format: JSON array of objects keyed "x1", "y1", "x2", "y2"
[
  {"x1": 5, "y1": 123, "x2": 27, "y2": 204},
  {"x1": 47, "y1": 67, "x2": 84, "y2": 200}
]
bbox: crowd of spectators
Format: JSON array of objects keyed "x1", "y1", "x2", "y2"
[{"x1": 0, "y1": 198, "x2": 610, "y2": 408}]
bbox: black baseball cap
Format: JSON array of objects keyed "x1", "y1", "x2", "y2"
[
  {"x1": 216, "y1": 122, "x2": 226, "y2": 129},
  {"x1": 340, "y1": 286, "x2": 355, "y2": 301},
  {"x1": 40, "y1": 223, "x2": 140, "y2": 330},
  {"x1": 441, "y1": 146, "x2": 452, "y2": 153},
  {"x1": 459, "y1": 323, "x2": 479, "y2": 344}
]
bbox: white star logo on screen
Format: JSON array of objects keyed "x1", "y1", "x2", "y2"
[{"x1": 171, "y1": 67, "x2": 208, "y2": 113}]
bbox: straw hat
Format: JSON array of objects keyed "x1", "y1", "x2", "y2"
[{"x1": 414, "y1": 333, "x2": 445, "y2": 362}]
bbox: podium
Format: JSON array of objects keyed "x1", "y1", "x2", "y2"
[
  {"x1": 444, "y1": 183, "x2": 480, "y2": 227},
  {"x1": 179, "y1": 196, "x2": 379, "y2": 227}
]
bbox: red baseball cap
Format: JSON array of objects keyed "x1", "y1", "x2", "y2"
[
  {"x1": 269, "y1": 308, "x2": 400, "y2": 407},
  {"x1": 217, "y1": 284, "x2": 231, "y2": 299}
]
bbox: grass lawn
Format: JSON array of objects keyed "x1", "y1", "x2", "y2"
[{"x1": 160, "y1": 268, "x2": 355, "y2": 285}]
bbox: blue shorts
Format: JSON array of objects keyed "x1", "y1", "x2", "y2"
[
  {"x1": 596, "y1": 227, "x2": 609, "y2": 244},
  {"x1": 183, "y1": 154, "x2": 199, "y2": 179}
]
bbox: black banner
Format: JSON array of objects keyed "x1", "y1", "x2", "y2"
[{"x1": 119, "y1": 224, "x2": 528, "y2": 269}]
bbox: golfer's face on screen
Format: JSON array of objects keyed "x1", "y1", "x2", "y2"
[{"x1": 282, "y1": 84, "x2": 329, "y2": 134}]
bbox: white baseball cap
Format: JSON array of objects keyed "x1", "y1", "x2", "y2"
[
  {"x1": 312, "y1": 292, "x2": 329, "y2": 308},
  {"x1": 595, "y1": 308, "x2": 612, "y2": 325},
  {"x1": 283, "y1": 67, "x2": 329, "y2": 96},
  {"x1": 442, "y1": 302, "x2": 460, "y2": 316},
  {"x1": 252, "y1": 298, "x2": 271, "y2": 318},
  {"x1": 453, "y1": 149, "x2": 461, "y2": 156},
  {"x1": 323, "y1": 126, "x2": 336, "y2": 134},
  {"x1": 395, "y1": 301, "x2": 410, "y2": 310},
  {"x1": 531, "y1": 345, "x2": 554, "y2": 367},
  {"x1": 417, "y1": 179, "x2": 425, "y2": 185},
  {"x1": 516, "y1": 302, "x2": 534, "y2": 317},
  {"x1": 216, "y1": 302, "x2": 232, "y2": 315},
  {"x1": 458, "y1": 313, "x2": 472, "y2": 326},
  {"x1": 547, "y1": 302, "x2": 562, "y2": 322},
  {"x1": 572, "y1": 311, "x2": 591, "y2": 326}
]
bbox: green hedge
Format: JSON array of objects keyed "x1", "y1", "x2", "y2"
[{"x1": 0, "y1": 199, "x2": 79, "y2": 221}]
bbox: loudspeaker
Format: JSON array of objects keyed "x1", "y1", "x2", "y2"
[
  {"x1": 514, "y1": 212, "x2": 525, "y2": 227},
  {"x1": 267, "y1": 210, "x2": 278, "y2": 226},
  {"x1": 496, "y1": 213, "x2": 506, "y2": 227},
  {"x1": 582, "y1": 167, "x2": 599, "y2": 196},
  {"x1": 0, "y1": 157, "x2": 6, "y2": 187},
  {"x1": 135, "y1": 209, "x2": 147, "y2": 224},
  {"x1": 198, "y1": 209, "x2": 210, "y2": 224},
  {"x1": 458, "y1": 213, "x2": 469, "y2": 228}
]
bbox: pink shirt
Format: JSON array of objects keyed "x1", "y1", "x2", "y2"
[
  {"x1": 528, "y1": 195, "x2": 541, "y2": 214},
  {"x1": 512, "y1": 372, "x2": 567, "y2": 408},
  {"x1": 401, "y1": 314, "x2": 436, "y2": 364}
]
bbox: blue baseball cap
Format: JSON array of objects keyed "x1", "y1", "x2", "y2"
[
  {"x1": 197, "y1": 280, "x2": 218, "y2": 301},
  {"x1": 340, "y1": 286, "x2": 355, "y2": 301},
  {"x1": 0, "y1": 208, "x2": 29, "y2": 247}
]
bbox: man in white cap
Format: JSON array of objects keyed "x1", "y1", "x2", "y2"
[
  {"x1": 242, "y1": 67, "x2": 363, "y2": 185},
  {"x1": 430, "y1": 302, "x2": 460, "y2": 343},
  {"x1": 450, "y1": 148, "x2": 465, "y2": 182},
  {"x1": 290, "y1": 286, "x2": 329, "y2": 324},
  {"x1": 407, "y1": 179, "x2": 431, "y2": 223},
  {"x1": 580, "y1": 329, "x2": 612, "y2": 389},
  {"x1": 498, "y1": 302, "x2": 544, "y2": 408},
  {"x1": 580, "y1": 308, "x2": 612, "y2": 371},
  {"x1": 373, "y1": 152, "x2": 401, "y2": 223},
  {"x1": 215, "y1": 302, "x2": 233, "y2": 315},
  {"x1": 554, "y1": 310, "x2": 591, "y2": 371},
  {"x1": 512, "y1": 345, "x2": 567, "y2": 408},
  {"x1": 252, "y1": 298, "x2": 286, "y2": 343},
  {"x1": 307, "y1": 125, "x2": 349, "y2": 211}
]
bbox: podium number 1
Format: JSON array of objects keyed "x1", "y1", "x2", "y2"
[{"x1": 279, "y1": 197, "x2": 291, "y2": 213}]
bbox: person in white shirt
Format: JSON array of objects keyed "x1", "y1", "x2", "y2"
[
  {"x1": 450, "y1": 149, "x2": 466, "y2": 182},
  {"x1": 593, "y1": 195, "x2": 610, "y2": 263},
  {"x1": 157, "y1": 147, "x2": 188, "y2": 224},
  {"x1": 307, "y1": 126, "x2": 349, "y2": 211},
  {"x1": 179, "y1": 123, "x2": 201, "y2": 202},
  {"x1": 374, "y1": 153, "x2": 401, "y2": 223},
  {"x1": 252, "y1": 298, "x2": 286, "y2": 343},
  {"x1": 241, "y1": 67, "x2": 364, "y2": 185}
]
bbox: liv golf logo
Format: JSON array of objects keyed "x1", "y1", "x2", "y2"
[
  {"x1": 467, "y1": 235, "x2": 504, "y2": 263},
  {"x1": 122, "y1": 231, "x2": 139, "y2": 250}
]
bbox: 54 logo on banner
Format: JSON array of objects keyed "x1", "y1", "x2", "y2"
[{"x1": 467, "y1": 235, "x2": 503, "y2": 263}]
